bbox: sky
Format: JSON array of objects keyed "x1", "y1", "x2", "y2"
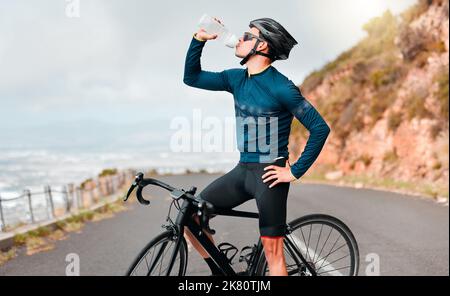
[{"x1": 0, "y1": 0, "x2": 417, "y2": 132}]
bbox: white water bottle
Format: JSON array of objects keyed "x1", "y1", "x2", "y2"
[{"x1": 197, "y1": 14, "x2": 239, "y2": 48}]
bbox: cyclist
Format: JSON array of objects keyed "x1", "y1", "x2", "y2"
[{"x1": 183, "y1": 18, "x2": 331, "y2": 276}]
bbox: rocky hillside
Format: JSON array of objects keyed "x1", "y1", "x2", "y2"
[{"x1": 291, "y1": 0, "x2": 449, "y2": 198}]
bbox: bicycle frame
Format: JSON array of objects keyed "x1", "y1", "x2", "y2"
[
  {"x1": 125, "y1": 174, "x2": 317, "y2": 276},
  {"x1": 163, "y1": 198, "x2": 316, "y2": 276}
]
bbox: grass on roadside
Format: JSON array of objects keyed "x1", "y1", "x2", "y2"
[
  {"x1": 0, "y1": 247, "x2": 17, "y2": 266},
  {"x1": 301, "y1": 168, "x2": 449, "y2": 200}
]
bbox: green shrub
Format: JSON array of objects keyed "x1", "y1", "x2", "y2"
[
  {"x1": 35, "y1": 226, "x2": 51, "y2": 237},
  {"x1": 388, "y1": 112, "x2": 403, "y2": 132},
  {"x1": 358, "y1": 154, "x2": 373, "y2": 167},
  {"x1": 13, "y1": 234, "x2": 28, "y2": 246},
  {"x1": 359, "y1": 10, "x2": 398, "y2": 59},
  {"x1": 383, "y1": 149, "x2": 398, "y2": 163},
  {"x1": 429, "y1": 123, "x2": 443, "y2": 140},
  {"x1": 80, "y1": 178, "x2": 93, "y2": 189},
  {"x1": 407, "y1": 88, "x2": 432, "y2": 120},
  {"x1": 432, "y1": 161, "x2": 442, "y2": 170},
  {"x1": 56, "y1": 221, "x2": 67, "y2": 230},
  {"x1": 370, "y1": 66, "x2": 402, "y2": 89},
  {"x1": 435, "y1": 66, "x2": 449, "y2": 120},
  {"x1": 370, "y1": 93, "x2": 393, "y2": 122},
  {"x1": 426, "y1": 40, "x2": 447, "y2": 53},
  {"x1": 79, "y1": 211, "x2": 94, "y2": 221},
  {"x1": 99, "y1": 168, "x2": 118, "y2": 177},
  {"x1": 414, "y1": 50, "x2": 431, "y2": 68},
  {"x1": 351, "y1": 61, "x2": 371, "y2": 84},
  {"x1": 146, "y1": 169, "x2": 158, "y2": 176},
  {"x1": 401, "y1": 0, "x2": 432, "y2": 24}
]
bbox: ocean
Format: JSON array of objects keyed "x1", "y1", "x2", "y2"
[{"x1": 0, "y1": 120, "x2": 239, "y2": 198}]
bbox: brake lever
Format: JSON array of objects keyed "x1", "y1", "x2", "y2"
[
  {"x1": 123, "y1": 181, "x2": 137, "y2": 202},
  {"x1": 123, "y1": 172, "x2": 145, "y2": 202}
]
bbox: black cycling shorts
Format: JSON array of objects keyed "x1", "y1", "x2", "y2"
[{"x1": 198, "y1": 157, "x2": 290, "y2": 237}]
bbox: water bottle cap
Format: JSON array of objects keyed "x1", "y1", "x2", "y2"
[{"x1": 225, "y1": 34, "x2": 239, "y2": 48}]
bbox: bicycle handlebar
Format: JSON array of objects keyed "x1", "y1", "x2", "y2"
[
  {"x1": 123, "y1": 172, "x2": 216, "y2": 234},
  {"x1": 123, "y1": 172, "x2": 178, "y2": 205}
]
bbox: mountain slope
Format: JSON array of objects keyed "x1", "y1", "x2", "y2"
[{"x1": 291, "y1": 0, "x2": 449, "y2": 198}]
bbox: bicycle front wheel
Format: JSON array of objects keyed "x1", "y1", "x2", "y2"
[
  {"x1": 126, "y1": 230, "x2": 188, "y2": 276},
  {"x1": 256, "y1": 214, "x2": 359, "y2": 276}
]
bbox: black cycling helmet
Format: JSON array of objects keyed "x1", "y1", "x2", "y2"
[{"x1": 240, "y1": 18, "x2": 298, "y2": 65}]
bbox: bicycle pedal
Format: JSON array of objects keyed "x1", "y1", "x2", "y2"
[{"x1": 217, "y1": 242, "x2": 238, "y2": 264}]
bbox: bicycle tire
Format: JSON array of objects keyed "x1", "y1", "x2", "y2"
[
  {"x1": 126, "y1": 230, "x2": 188, "y2": 276},
  {"x1": 255, "y1": 214, "x2": 359, "y2": 276}
]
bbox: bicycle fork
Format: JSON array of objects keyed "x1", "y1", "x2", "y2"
[{"x1": 165, "y1": 225, "x2": 184, "y2": 276}]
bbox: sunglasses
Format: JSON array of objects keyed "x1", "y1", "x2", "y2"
[{"x1": 242, "y1": 32, "x2": 265, "y2": 42}]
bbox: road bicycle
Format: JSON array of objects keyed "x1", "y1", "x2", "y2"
[{"x1": 123, "y1": 172, "x2": 359, "y2": 276}]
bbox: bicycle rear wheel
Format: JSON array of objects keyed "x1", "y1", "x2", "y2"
[
  {"x1": 256, "y1": 214, "x2": 359, "y2": 276},
  {"x1": 126, "y1": 230, "x2": 188, "y2": 276}
]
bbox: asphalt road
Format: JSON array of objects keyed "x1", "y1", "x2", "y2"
[{"x1": 0, "y1": 173, "x2": 448, "y2": 276}]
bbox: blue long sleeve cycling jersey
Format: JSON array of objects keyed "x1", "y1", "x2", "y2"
[{"x1": 183, "y1": 36, "x2": 330, "y2": 179}]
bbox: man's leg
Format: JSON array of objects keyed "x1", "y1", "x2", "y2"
[
  {"x1": 183, "y1": 163, "x2": 251, "y2": 274},
  {"x1": 252, "y1": 158, "x2": 291, "y2": 276},
  {"x1": 183, "y1": 215, "x2": 225, "y2": 275},
  {"x1": 261, "y1": 236, "x2": 288, "y2": 276}
]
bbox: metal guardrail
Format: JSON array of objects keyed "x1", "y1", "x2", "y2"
[{"x1": 0, "y1": 170, "x2": 135, "y2": 232}]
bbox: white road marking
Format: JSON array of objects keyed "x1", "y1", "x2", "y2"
[{"x1": 287, "y1": 234, "x2": 344, "y2": 276}]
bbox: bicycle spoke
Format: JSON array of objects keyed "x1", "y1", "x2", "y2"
[
  {"x1": 164, "y1": 241, "x2": 181, "y2": 276},
  {"x1": 134, "y1": 239, "x2": 167, "y2": 275},
  {"x1": 315, "y1": 242, "x2": 347, "y2": 268},
  {"x1": 316, "y1": 235, "x2": 340, "y2": 271},
  {"x1": 144, "y1": 255, "x2": 150, "y2": 273},
  {"x1": 157, "y1": 241, "x2": 173, "y2": 275},
  {"x1": 317, "y1": 243, "x2": 347, "y2": 263},
  {"x1": 318, "y1": 254, "x2": 350, "y2": 271},
  {"x1": 148, "y1": 245, "x2": 156, "y2": 270},
  {"x1": 147, "y1": 241, "x2": 169, "y2": 275},
  {"x1": 315, "y1": 227, "x2": 333, "y2": 263},
  {"x1": 159, "y1": 255, "x2": 181, "y2": 275},
  {"x1": 299, "y1": 227, "x2": 310, "y2": 262},
  {"x1": 148, "y1": 243, "x2": 164, "y2": 276},
  {"x1": 280, "y1": 218, "x2": 358, "y2": 277},
  {"x1": 306, "y1": 224, "x2": 312, "y2": 261},
  {"x1": 286, "y1": 262, "x2": 301, "y2": 274},
  {"x1": 313, "y1": 224, "x2": 324, "y2": 263}
]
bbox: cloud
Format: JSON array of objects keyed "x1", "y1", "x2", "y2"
[{"x1": 0, "y1": 0, "x2": 416, "y2": 127}]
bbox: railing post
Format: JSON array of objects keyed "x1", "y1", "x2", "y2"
[
  {"x1": 109, "y1": 177, "x2": 113, "y2": 194},
  {"x1": 105, "y1": 178, "x2": 108, "y2": 196},
  {"x1": 0, "y1": 194, "x2": 6, "y2": 231},
  {"x1": 111, "y1": 177, "x2": 115, "y2": 194},
  {"x1": 25, "y1": 189, "x2": 35, "y2": 224},
  {"x1": 75, "y1": 186, "x2": 79, "y2": 210},
  {"x1": 90, "y1": 188, "x2": 95, "y2": 204},
  {"x1": 68, "y1": 183, "x2": 76, "y2": 211},
  {"x1": 63, "y1": 185, "x2": 70, "y2": 214},
  {"x1": 47, "y1": 185, "x2": 55, "y2": 219},
  {"x1": 95, "y1": 180, "x2": 101, "y2": 202},
  {"x1": 78, "y1": 187, "x2": 84, "y2": 209}
]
